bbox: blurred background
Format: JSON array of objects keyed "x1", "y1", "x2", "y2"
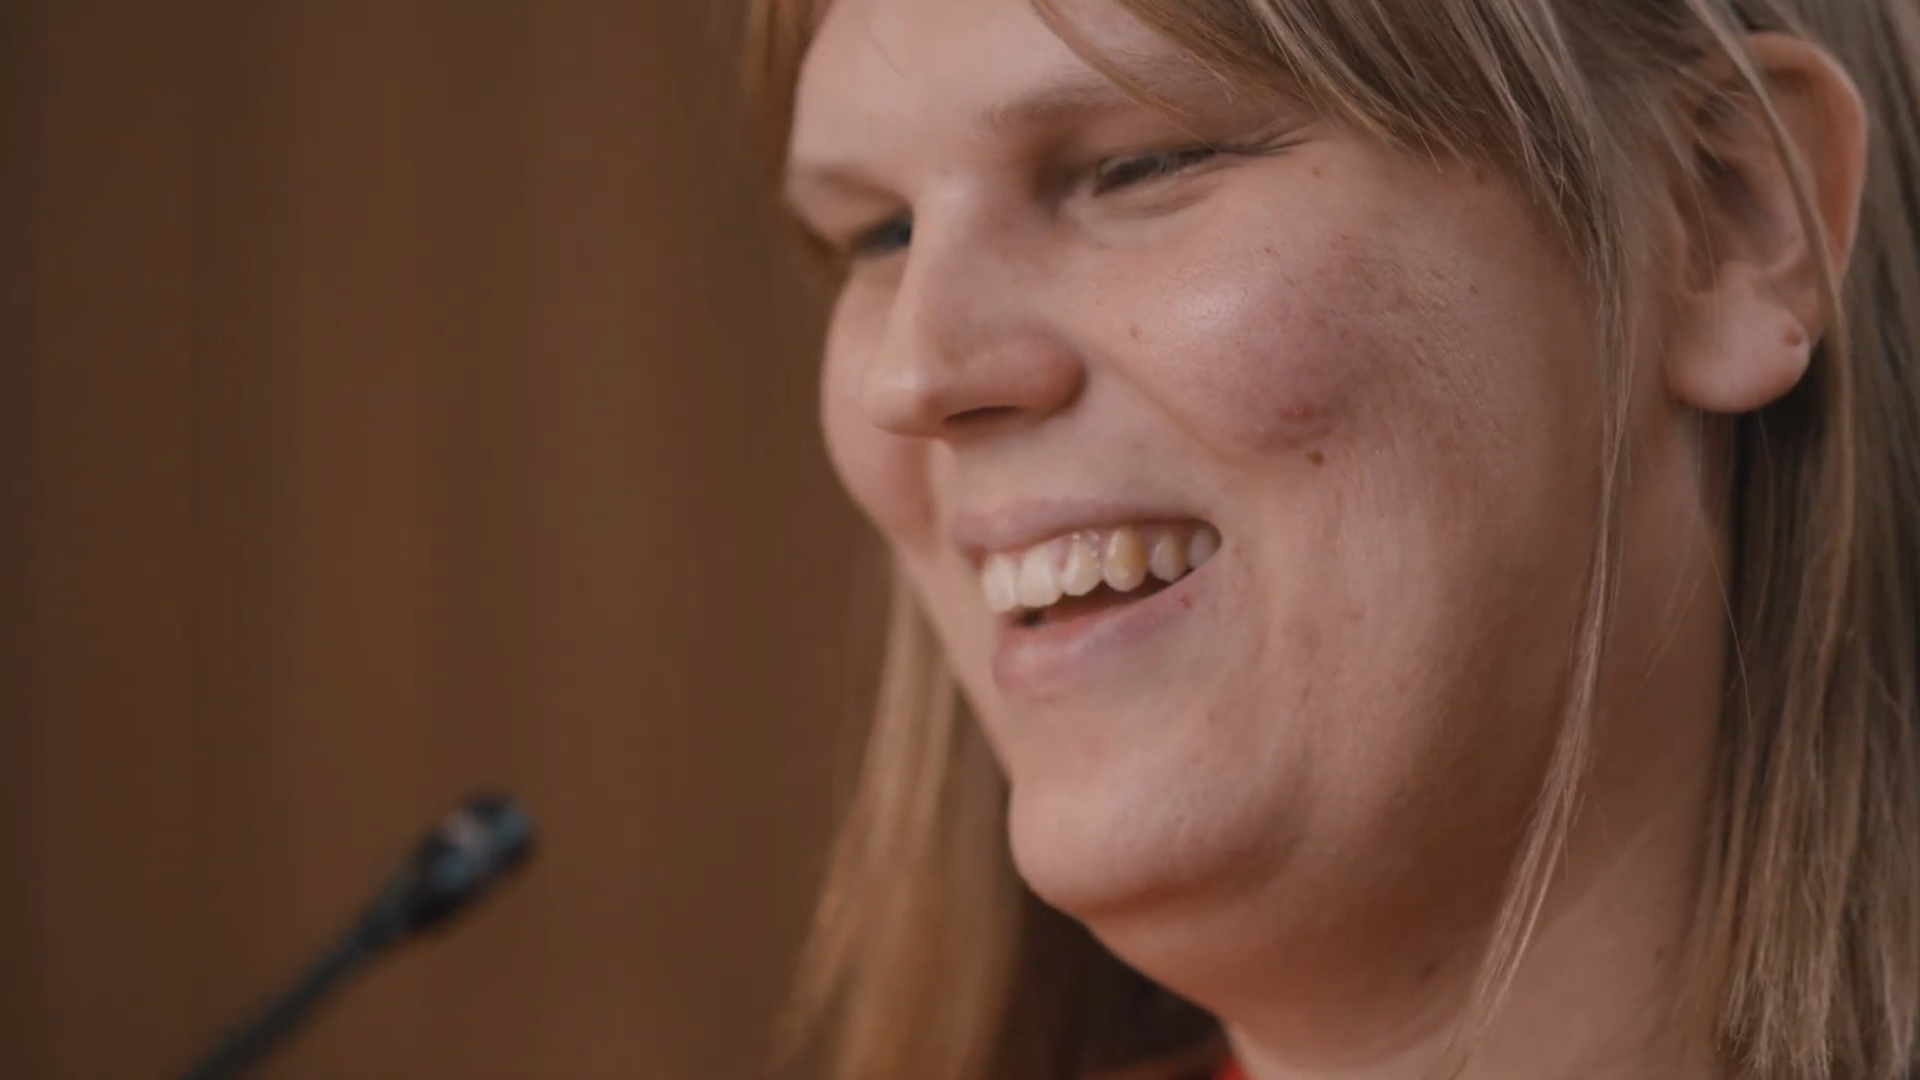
[{"x1": 1, "y1": 3, "x2": 880, "y2": 1077}]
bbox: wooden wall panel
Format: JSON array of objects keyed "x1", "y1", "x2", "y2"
[
  {"x1": 2, "y1": 3, "x2": 874, "y2": 1077},
  {"x1": 29, "y1": 8, "x2": 203, "y2": 1076},
  {"x1": 1, "y1": 4, "x2": 46, "y2": 1077}
]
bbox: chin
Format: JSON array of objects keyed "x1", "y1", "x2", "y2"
[
  {"x1": 995, "y1": 709, "x2": 1532, "y2": 1016},
  {"x1": 1004, "y1": 767, "x2": 1279, "y2": 929},
  {"x1": 1002, "y1": 775, "x2": 1305, "y2": 1020}
]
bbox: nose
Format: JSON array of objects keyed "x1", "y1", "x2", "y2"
[{"x1": 859, "y1": 214, "x2": 1085, "y2": 442}]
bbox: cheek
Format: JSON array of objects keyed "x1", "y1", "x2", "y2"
[
  {"x1": 1162, "y1": 259, "x2": 1357, "y2": 451},
  {"x1": 1104, "y1": 166, "x2": 1597, "y2": 797},
  {"x1": 1107, "y1": 170, "x2": 1565, "y2": 481},
  {"x1": 1099, "y1": 208, "x2": 1398, "y2": 465}
]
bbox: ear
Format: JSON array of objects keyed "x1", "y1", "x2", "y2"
[{"x1": 1663, "y1": 33, "x2": 1869, "y2": 415}]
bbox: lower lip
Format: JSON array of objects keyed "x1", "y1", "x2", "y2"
[{"x1": 990, "y1": 559, "x2": 1218, "y2": 698}]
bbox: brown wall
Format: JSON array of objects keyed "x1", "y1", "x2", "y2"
[{"x1": 2, "y1": 4, "x2": 877, "y2": 1077}]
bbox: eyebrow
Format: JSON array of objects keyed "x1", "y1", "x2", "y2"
[
  {"x1": 783, "y1": 54, "x2": 1234, "y2": 206},
  {"x1": 983, "y1": 54, "x2": 1232, "y2": 138},
  {"x1": 980, "y1": 71, "x2": 1146, "y2": 139}
]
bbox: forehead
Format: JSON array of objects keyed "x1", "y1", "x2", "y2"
[
  {"x1": 801, "y1": 0, "x2": 1081, "y2": 98},
  {"x1": 788, "y1": 0, "x2": 1183, "y2": 172}
]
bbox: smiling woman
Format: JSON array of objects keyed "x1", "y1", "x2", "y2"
[{"x1": 741, "y1": 2, "x2": 1920, "y2": 1080}]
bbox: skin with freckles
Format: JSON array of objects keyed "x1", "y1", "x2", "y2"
[{"x1": 783, "y1": 0, "x2": 1866, "y2": 1077}]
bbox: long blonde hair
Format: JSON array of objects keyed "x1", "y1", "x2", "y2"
[{"x1": 742, "y1": 1, "x2": 1920, "y2": 1078}]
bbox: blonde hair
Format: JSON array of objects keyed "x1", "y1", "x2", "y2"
[{"x1": 742, "y1": 1, "x2": 1920, "y2": 1078}]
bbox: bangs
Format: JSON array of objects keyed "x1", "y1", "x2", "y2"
[
  {"x1": 1034, "y1": 0, "x2": 1699, "y2": 301},
  {"x1": 752, "y1": 0, "x2": 1717, "y2": 322}
]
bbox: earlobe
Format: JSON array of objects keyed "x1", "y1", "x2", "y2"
[{"x1": 1665, "y1": 262, "x2": 1815, "y2": 414}]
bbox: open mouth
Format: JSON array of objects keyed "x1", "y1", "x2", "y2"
[
  {"x1": 1013, "y1": 577, "x2": 1180, "y2": 629},
  {"x1": 983, "y1": 521, "x2": 1221, "y2": 630}
]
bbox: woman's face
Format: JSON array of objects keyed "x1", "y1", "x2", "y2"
[{"x1": 786, "y1": 0, "x2": 1720, "y2": 999}]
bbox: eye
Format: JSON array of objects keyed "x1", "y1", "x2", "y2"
[
  {"x1": 1090, "y1": 145, "x2": 1223, "y2": 195},
  {"x1": 846, "y1": 212, "x2": 913, "y2": 260}
]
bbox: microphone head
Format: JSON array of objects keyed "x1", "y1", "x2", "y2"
[{"x1": 378, "y1": 793, "x2": 536, "y2": 937}]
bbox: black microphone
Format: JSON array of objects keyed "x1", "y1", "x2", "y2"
[{"x1": 175, "y1": 793, "x2": 537, "y2": 1080}]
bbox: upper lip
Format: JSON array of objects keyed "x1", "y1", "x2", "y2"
[{"x1": 948, "y1": 497, "x2": 1212, "y2": 567}]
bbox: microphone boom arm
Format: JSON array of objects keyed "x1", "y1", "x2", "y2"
[{"x1": 174, "y1": 794, "x2": 536, "y2": 1080}]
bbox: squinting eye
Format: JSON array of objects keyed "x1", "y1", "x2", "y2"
[
  {"x1": 848, "y1": 213, "x2": 913, "y2": 260},
  {"x1": 1091, "y1": 146, "x2": 1223, "y2": 194}
]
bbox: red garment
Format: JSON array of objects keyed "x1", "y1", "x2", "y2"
[{"x1": 1215, "y1": 1062, "x2": 1246, "y2": 1080}]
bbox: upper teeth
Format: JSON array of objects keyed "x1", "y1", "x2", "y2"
[{"x1": 981, "y1": 523, "x2": 1222, "y2": 615}]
